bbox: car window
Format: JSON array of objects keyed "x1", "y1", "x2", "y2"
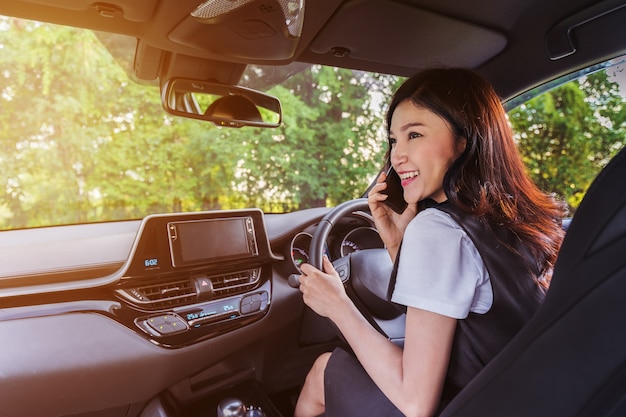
[
  {"x1": 507, "y1": 56, "x2": 626, "y2": 214},
  {"x1": 1, "y1": 14, "x2": 625, "y2": 230}
]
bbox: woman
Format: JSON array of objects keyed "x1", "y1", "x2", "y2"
[{"x1": 294, "y1": 68, "x2": 566, "y2": 417}]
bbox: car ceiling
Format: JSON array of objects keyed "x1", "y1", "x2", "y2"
[{"x1": 1, "y1": 0, "x2": 626, "y2": 101}]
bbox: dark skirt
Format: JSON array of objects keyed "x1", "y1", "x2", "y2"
[{"x1": 322, "y1": 347, "x2": 406, "y2": 417}]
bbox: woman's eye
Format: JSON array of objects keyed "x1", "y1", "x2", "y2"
[
  {"x1": 388, "y1": 137, "x2": 397, "y2": 146},
  {"x1": 408, "y1": 132, "x2": 422, "y2": 139}
]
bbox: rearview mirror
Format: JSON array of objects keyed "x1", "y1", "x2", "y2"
[{"x1": 161, "y1": 78, "x2": 282, "y2": 128}]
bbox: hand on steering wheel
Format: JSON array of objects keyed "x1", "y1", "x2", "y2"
[
  {"x1": 298, "y1": 256, "x2": 350, "y2": 319},
  {"x1": 287, "y1": 198, "x2": 403, "y2": 322},
  {"x1": 287, "y1": 199, "x2": 366, "y2": 288}
]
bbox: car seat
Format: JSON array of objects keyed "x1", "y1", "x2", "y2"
[{"x1": 440, "y1": 145, "x2": 626, "y2": 417}]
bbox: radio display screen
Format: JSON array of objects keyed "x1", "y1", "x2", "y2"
[{"x1": 168, "y1": 217, "x2": 257, "y2": 267}]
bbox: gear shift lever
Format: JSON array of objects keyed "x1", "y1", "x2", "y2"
[
  {"x1": 217, "y1": 398, "x2": 267, "y2": 417},
  {"x1": 217, "y1": 398, "x2": 246, "y2": 417}
]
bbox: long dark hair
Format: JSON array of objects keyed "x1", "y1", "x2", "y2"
[{"x1": 386, "y1": 68, "x2": 566, "y2": 286}]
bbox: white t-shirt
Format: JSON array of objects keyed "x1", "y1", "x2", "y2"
[{"x1": 391, "y1": 208, "x2": 493, "y2": 319}]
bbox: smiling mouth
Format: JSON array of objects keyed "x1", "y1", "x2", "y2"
[{"x1": 399, "y1": 170, "x2": 420, "y2": 181}]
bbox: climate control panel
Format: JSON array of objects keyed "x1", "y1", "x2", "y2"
[{"x1": 134, "y1": 286, "x2": 270, "y2": 342}]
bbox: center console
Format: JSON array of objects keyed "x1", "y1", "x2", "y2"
[{"x1": 139, "y1": 380, "x2": 286, "y2": 417}]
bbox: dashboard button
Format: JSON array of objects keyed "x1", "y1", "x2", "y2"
[
  {"x1": 241, "y1": 291, "x2": 269, "y2": 315},
  {"x1": 146, "y1": 314, "x2": 187, "y2": 335},
  {"x1": 194, "y1": 275, "x2": 213, "y2": 296}
]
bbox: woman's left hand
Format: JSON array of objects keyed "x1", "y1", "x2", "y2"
[{"x1": 299, "y1": 256, "x2": 351, "y2": 320}]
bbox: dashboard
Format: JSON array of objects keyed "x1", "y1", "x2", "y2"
[
  {"x1": 0, "y1": 207, "x2": 383, "y2": 346},
  {"x1": 0, "y1": 206, "x2": 385, "y2": 416}
]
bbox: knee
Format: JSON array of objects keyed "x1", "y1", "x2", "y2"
[
  {"x1": 308, "y1": 352, "x2": 332, "y2": 383},
  {"x1": 304, "y1": 351, "x2": 333, "y2": 395},
  {"x1": 314, "y1": 352, "x2": 332, "y2": 372},
  {"x1": 296, "y1": 352, "x2": 333, "y2": 417}
]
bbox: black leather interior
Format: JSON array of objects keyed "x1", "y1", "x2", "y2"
[{"x1": 440, "y1": 146, "x2": 626, "y2": 416}]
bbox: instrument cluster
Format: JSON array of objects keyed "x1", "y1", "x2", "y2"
[{"x1": 289, "y1": 224, "x2": 384, "y2": 272}]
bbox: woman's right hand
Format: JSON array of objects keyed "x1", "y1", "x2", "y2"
[{"x1": 368, "y1": 170, "x2": 418, "y2": 261}]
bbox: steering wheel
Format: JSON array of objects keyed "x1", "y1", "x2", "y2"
[{"x1": 289, "y1": 198, "x2": 403, "y2": 321}]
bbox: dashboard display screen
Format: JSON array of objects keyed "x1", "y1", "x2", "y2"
[{"x1": 168, "y1": 217, "x2": 258, "y2": 267}]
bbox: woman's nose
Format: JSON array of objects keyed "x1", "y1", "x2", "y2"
[{"x1": 390, "y1": 141, "x2": 407, "y2": 166}]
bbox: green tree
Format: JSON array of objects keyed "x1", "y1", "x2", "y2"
[
  {"x1": 0, "y1": 18, "x2": 128, "y2": 227},
  {"x1": 580, "y1": 68, "x2": 626, "y2": 162},
  {"x1": 509, "y1": 69, "x2": 626, "y2": 211},
  {"x1": 233, "y1": 67, "x2": 398, "y2": 210},
  {"x1": 1, "y1": 18, "x2": 405, "y2": 227}
]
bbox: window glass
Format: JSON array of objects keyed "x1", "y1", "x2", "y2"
[{"x1": 507, "y1": 56, "x2": 626, "y2": 212}]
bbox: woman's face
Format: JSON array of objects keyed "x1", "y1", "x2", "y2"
[{"x1": 389, "y1": 100, "x2": 466, "y2": 204}]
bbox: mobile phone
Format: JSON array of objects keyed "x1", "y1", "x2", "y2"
[{"x1": 381, "y1": 167, "x2": 408, "y2": 214}]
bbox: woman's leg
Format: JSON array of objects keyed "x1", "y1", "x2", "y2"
[
  {"x1": 296, "y1": 348, "x2": 405, "y2": 417},
  {"x1": 323, "y1": 348, "x2": 405, "y2": 417},
  {"x1": 294, "y1": 352, "x2": 332, "y2": 417}
]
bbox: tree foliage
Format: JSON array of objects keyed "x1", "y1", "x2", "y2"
[
  {"x1": 509, "y1": 69, "x2": 626, "y2": 211},
  {"x1": 0, "y1": 17, "x2": 393, "y2": 228}
]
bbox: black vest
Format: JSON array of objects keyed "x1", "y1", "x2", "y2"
[{"x1": 389, "y1": 201, "x2": 545, "y2": 413}]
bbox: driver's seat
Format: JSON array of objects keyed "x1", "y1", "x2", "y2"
[{"x1": 440, "y1": 146, "x2": 626, "y2": 417}]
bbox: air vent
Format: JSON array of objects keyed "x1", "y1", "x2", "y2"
[
  {"x1": 210, "y1": 268, "x2": 261, "y2": 296},
  {"x1": 120, "y1": 279, "x2": 197, "y2": 309},
  {"x1": 117, "y1": 268, "x2": 262, "y2": 310}
]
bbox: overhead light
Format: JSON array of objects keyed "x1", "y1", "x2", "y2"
[{"x1": 191, "y1": 0, "x2": 306, "y2": 38}]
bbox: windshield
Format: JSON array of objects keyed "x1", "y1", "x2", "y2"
[
  {"x1": 0, "y1": 17, "x2": 399, "y2": 230},
  {"x1": 1, "y1": 16, "x2": 625, "y2": 230}
]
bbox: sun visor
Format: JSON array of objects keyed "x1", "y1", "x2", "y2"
[
  {"x1": 310, "y1": 0, "x2": 507, "y2": 70},
  {"x1": 17, "y1": 0, "x2": 158, "y2": 22}
]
